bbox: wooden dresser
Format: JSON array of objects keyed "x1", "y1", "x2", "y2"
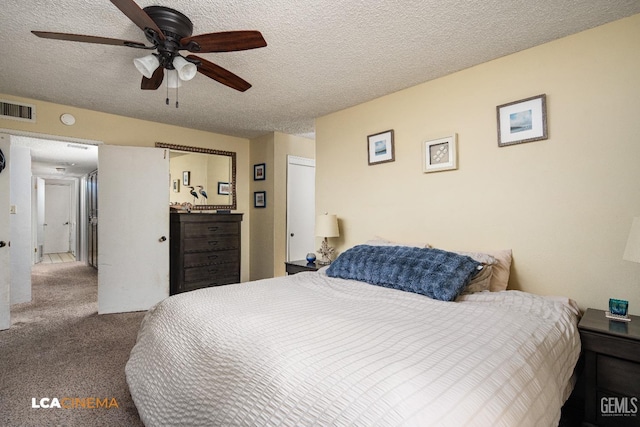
[{"x1": 169, "y1": 212, "x2": 243, "y2": 295}]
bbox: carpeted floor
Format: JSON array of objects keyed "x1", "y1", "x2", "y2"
[{"x1": 0, "y1": 262, "x2": 146, "y2": 427}]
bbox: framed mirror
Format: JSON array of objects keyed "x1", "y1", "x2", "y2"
[{"x1": 156, "y1": 142, "x2": 236, "y2": 210}]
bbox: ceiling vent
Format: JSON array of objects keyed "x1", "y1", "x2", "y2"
[{"x1": 0, "y1": 99, "x2": 36, "y2": 123}]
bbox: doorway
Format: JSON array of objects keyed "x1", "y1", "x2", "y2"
[{"x1": 286, "y1": 156, "x2": 316, "y2": 261}]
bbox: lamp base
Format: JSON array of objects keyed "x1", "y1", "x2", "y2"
[{"x1": 317, "y1": 237, "x2": 335, "y2": 265}]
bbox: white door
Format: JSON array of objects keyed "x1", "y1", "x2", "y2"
[
  {"x1": 286, "y1": 156, "x2": 315, "y2": 261},
  {"x1": 0, "y1": 134, "x2": 11, "y2": 330},
  {"x1": 35, "y1": 177, "x2": 45, "y2": 263},
  {"x1": 97, "y1": 145, "x2": 169, "y2": 314},
  {"x1": 44, "y1": 183, "x2": 71, "y2": 254}
]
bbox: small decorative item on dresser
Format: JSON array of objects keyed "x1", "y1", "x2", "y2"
[
  {"x1": 306, "y1": 252, "x2": 316, "y2": 263},
  {"x1": 316, "y1": 213, "x2": 340, "y2": 265}
]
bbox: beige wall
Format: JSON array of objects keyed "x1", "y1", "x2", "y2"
[
  {"x1": 250, "y1": 132, "x2": 315, "y2": 280},
  {"x1": 316, "y1": 14, "x2": 640, "y2": 314},
  {"x1": 0, "y1": 95, "x2": 252, "y2": 281}
]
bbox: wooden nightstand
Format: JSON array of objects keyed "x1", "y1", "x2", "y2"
[
  {"x1": 285, "y1": 260, "x2": 321, "y2": 275},
  {"x1": 578, "y1": 308, "x2": 640, "y2": 426}
]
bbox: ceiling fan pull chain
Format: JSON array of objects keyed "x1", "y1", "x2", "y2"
[
  {"x1": 176, "y1": 85, "x2": 179, "y2": 108},
  {"x1": 166, "y1": 77, "x2": 170, "y2": 105}
]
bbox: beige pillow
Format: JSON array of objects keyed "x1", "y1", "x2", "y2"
[
  {"x1": 454, "y1": 249, "x2": 512, "y2": 292},
  {"x1": 486, "y1": 249, "x2": 512, "y2": 291},
  {"x1": 463, "y1": 263, "x2": 494, "y2": 293}
]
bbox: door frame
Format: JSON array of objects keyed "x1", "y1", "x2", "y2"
[{"x1": 286, "y1": 155, "x2": 316, "y2": 262}]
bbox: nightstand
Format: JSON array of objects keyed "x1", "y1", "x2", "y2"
[
  {"x1": 285, "y1": 260, "x2": 321, "y2": 275},
  {"x1": 578, "y1": 308, "x2": 640, "y2": 426}
]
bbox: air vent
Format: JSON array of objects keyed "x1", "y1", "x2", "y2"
[{"x1": 0, "y1": 99, "x2": 36, "y2": 123}]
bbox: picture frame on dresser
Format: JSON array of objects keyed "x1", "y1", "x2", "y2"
[{"x1": 497, "y1": 94, "x2": 548, "y2": 147}]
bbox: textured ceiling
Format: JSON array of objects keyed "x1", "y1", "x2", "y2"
[{"x1": 1, "y1": 0, "x2": 639, "y2": 140}]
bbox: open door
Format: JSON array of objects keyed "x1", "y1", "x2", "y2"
[
  {"x1": 97, "y1": 145, "x2": 169, "y2": 314},
  {"x1": 0, "y1": 134, "x2": 11, "y2": 330}
]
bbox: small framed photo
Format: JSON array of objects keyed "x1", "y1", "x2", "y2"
[
  {"x1": 182, "y1": 171, "x2": 191, "y2": 186},
  {"x1": 254, "y1": 163, "x2": 266, "y2": 181},
  {"x1": 254, "y1": 191, "x2": 266, "y2": 208},
  {"x1": 172, "y1": 179, "x2": 180, "y2": 193},
  {"x1": 423, "y1": 134, "x2": 457, "y2": 173},
  {"x1": 218, "y1": 182, "x2": 230, "y2": 195},
  {"x1": 367, "y1": 129, "x2": 395, "y2": 165},
  {"x1": 497, "y1": 94, "x2": 548, "y2": 147}
]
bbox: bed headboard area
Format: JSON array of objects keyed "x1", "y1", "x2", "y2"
[{"x1": 314, "y1": 14, "x2": 640, "y2": 314}]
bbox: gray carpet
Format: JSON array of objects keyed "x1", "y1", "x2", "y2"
[{"x1": 0, "y1": 261, "x2": 146, "y2": 427}]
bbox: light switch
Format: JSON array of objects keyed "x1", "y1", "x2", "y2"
[{"x1": 9, "y1": 205, "x2": 17, "y2": 214}]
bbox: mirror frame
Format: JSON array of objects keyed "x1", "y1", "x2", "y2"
[{"x1": 156, "y1": 142, "x2": 237, "y2": 210}]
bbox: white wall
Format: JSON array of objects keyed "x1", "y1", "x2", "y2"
[{"x1": 10, "y1": 143, "x2": 31, "y2": 304}]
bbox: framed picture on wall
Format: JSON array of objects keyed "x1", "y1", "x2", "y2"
[
  {"x1": 423, "y1": 134, "x2": 458, "y2": 173},
  {"x1": 218, "y1": 182, "x2": 230, "y2": 195},
  {"x1": 172, "y1": 179, "x2": 180, "y2": 193},
  {"x1": 367, "y1": 129, "x2": 395, "y2": 165},
  {"x1": 254, "y1": 163, "x2": 266, "y2": 180},
  {"x1": 497, "y1": 94, "x2": 548, "y2": 147},
  {"x1": 254, "y1": 191, "x2": 266, "y2": 208},
  {"x1": 182, "y1": 170, "x2": 191, "y2": 186}
]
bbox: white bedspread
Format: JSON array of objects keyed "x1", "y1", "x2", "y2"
[{"x1": 126, "y1": 270, "x2": 580, "y2": 427}]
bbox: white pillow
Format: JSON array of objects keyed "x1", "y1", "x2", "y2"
[{"x1": 365, "y1": 236, "x2": 432, "y2": 248}]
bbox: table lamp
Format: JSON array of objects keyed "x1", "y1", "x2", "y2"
[{"x1": 316, "y1": 214, "x2": 339, "y2": 265}]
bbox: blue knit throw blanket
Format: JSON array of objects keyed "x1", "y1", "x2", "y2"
[{"x1": 326, "y1": 245, "x2": 481, "y2": 301}]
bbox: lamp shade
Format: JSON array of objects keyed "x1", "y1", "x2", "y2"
[
  {"x1": 623, "y1": 216, "x2": 640, "y2": 263},
  {"x1": 133, "y1": 54, "x2": 160, "y2": 79},
  {"x1": 316, "y1": 214, "x2": 339, "y2": 238},
  {"x1": 166, "y1": 69, "x2": 182, "y2": 88},
  {"x1": 173, "y1": 56, "x2": 197, "y2": 81}
]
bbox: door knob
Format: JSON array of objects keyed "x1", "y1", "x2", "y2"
[
  {"x1": 159, "y1": 236, "x2": 167, "y2": 242},
  {"x1": 0, "y1": 241, "x2": 7, "y2": 248}
]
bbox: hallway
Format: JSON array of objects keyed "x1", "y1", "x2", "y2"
[{"x1": 41, "y1": 252, "x2": 76, "y2": 264}]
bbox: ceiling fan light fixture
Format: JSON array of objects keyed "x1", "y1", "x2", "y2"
[
  {"x1": 166, "y1": 69, "x2": 182, "y2": 88},
  {"x1": 134, "y1": 54, "x2": 160, "y2": 79},
  {"x1": 173, "y1": 56, "x2": 197, "y2": 81}
]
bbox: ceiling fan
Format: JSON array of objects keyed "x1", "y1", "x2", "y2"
[{"x1": 32, "y1": 0, "x2": 267, "y2": 95}]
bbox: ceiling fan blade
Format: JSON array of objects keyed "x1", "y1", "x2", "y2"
[
  {"x1": 181, "y1": 31, "x2": 266, "y2": 53},
  {"x1": 187, "y1": 55, "x2": 252, "y2": 92},
  {"x1": 32, "y1": 31, "x2": 149, "y2": 48},
  {"x1": 141, "y1": 67, "x2": 164, "y2": 90},
  {"x1": 110, "y1": 0, "x2": 165, "y2": 40}
]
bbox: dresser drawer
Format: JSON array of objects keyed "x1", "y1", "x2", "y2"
[
  {"x1": 184, "y1": 250, "x2": 238, "y2": 267},
  {"x1": 183, "y1": 236, "x2": 239, "y2": 252},
  {"x1": 183, "y1": 222, "x2": 238, "y2": 238},
  {"x1": 184, "y1": 263, "x2": 239, "y2": 283},
  {"x1": 598, "y1": 354, "x2": 640, "y2": 396}
]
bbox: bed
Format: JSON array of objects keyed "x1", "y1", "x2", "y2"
[{"x1": 125, "y1": 244, "x2": 581, "y2": 427}]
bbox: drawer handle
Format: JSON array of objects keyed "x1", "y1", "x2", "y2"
[
  {"x1": 208, "y1": 227, "x2": 219, "y2": 231},
  {"x1": 208, "y1": 241, "x2": 219, "y2": 246},
  {"x1": 208, "y1": 255, "x2": 219, "y2": 260}
]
